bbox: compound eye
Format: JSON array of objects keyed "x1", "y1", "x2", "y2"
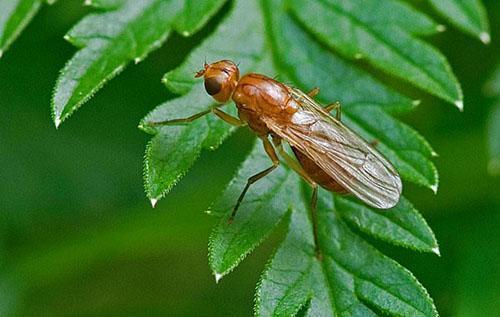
[{"x1": 204, "y1": 77, "x2": 222, "y2": 96}]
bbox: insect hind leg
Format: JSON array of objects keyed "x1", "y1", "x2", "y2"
[{"x1": 228, "y1": 137, "x2": 279, "y2": 223}]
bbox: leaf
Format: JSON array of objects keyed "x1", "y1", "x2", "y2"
[
  {"x1": 486, "y1": 66, "x2": 500, "y2": 176},
  {"x1": 256, "y1": 190, "x2": 438, "y2": 317},
  {"x1": 137, "y1": 0, "x2": 450, "y2": 314},
  {"x1": 209, "y1": 143, "x2": 299, "y2": 278},
  {"x1": 163, "y1": 0, "x2": 265, "y2": 95},
  {"x1": 172, "y1": 0, "x2": 227, "y2": 37},
  {"x1": 288, "y1": 0, "x2": 463, "y2": 108},
  {"x1": 265, "y1": 1, "x2": 438, "y2": 190},
  {"x1": 0, "y1": 0, "x2": 55, "y2": 57},
  {"x1": 141, "y1": 0, "x2": 266, "y2": 204},
  {"x1": 427, "y1": 0, "x2": 490, "y2": 44},
  {"x1": 335, "y1": 196, "x2": 439, "y2": 253}
]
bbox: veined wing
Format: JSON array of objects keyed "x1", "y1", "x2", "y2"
[{"x1": 263, "y1": 87, "x2": 402, "y2": 209}]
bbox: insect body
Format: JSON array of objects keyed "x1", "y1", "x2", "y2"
[{"x1": 149, "y1": 60, "x2": 402, "y2": 257}]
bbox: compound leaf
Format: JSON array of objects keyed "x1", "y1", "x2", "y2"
[
  {"x1": 427, "y1": 0, "x2": 490, "y2": 44},
  {"x1": 0, "y1": 0, "x2": 56, "y2": 57}
]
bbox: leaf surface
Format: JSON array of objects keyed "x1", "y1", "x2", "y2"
[
  {"x1": 256, "y1": 190, "x2": 438, "y2": 317},
  {"x1": 288, "y1": 0, "x2": 463, "y2": 108},
  {"x1": 427, "y1": 0, "x2": 490, "y2": 44},
  {"x1": 0, "y1": 0, "x2": 54, "y2": 57}
]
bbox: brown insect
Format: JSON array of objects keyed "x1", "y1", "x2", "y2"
[{"x1": 149, "y1": 60, "x2": 402, "y2": 257}]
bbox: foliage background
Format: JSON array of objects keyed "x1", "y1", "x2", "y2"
[{"x1": 0, "y1": 0, "x2": 499, "y2": 316}]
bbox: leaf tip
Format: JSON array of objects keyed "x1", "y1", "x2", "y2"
[
  {"x1": 182, "y1": 31, "x2": 191, "y2": 37},
  {"x1": 354, "y1": 53, "x2": 363, "y2": 60},
  {"x1": 134, "y1": 57, "x2": 142, "y2": 64},
  {"x1": 0, "y1": 50, "x2": 3, "y2": 59},
  {"x1": 215, "y1": 272, "x2": 223, "y2": 283},
  {"x1": 431, "y1": 150, "x2": 439, "y2": 157},
  {"x1": 432, "y1": 246, "x2": 441, "y2": 257},
  {"x1": 480, "y1": 32, "x2": 491, "y2": 45},
  {"x1": 54, "y1": 117, "x2": 62, "y2": 129},
  {"x1": 412, "y1": 99, "x2": 421, "y2": 106},
  {"x1": 454, "y1": 100, "x2": 464, "y2": 111},
  {"x1": 84, "y1": 0, "x2": 93, "y2": 6},
  {"x1": 430, "y1": 183, "x2": 439, "y2": 194},
  {"x1": 436, "y1": 24, "x2": 446, "y2": 32},
  {"x1": 150, "y1": 198, "x2": 158, "y2": 208}
]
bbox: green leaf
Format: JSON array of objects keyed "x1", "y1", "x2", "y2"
[
  {"x1": 172, "y1": 0, "x2": 228, "y2": 37},
  {"x1": 256, "y1": 190, "x2": 438, "y2": 317},
  {"x1": 138, "y1": 0, "x2": 454, "y2": 314},
  {"x1": 486, "y1": 66, "x2": 500, "y2": 176},
  {"x1": 141, "y1": 0, "x2": 267, "y2": 204},
  {"x1": 52, "y1": 0, "x2": 184, "y2": 127},
  {"x1": 209, "y1": 143, "x2": 299, "y2": 278},
  {"x1": 335, "y1": 196, "x2": 439, "y2": 253},
  {"x1": 265, "y1": 2, "x2": 438, "y2": 190},
  {"x1": 163, "y1": 0, "x2": 265, "y2": 95},
  {"x1": 0, "y1": 0, "x2": 55, "y2": 57},
  {"x1": 427, "y1": 0, "x2": 490, "y2": 44},
  {"x1": 288, "y1": 0, "x2": 463, "y2": 108}
]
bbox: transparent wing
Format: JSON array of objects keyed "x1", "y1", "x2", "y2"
[{"x1": 263, "y1": 87, "x2": 402, "y2": 209}]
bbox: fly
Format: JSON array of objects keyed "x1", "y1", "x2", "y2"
[{"x1": 147, "y1": 60, "x2": 402, "y2": 258}]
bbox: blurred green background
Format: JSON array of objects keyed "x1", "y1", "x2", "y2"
[{"x1": 0, "y1": 1, "x2": 499, "y2": 316}]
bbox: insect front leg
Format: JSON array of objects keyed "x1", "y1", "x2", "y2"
[
  {"x1": 145, "y1": 109, "x2": 212, "y2": 126},
  {"x1": 228, "y1": 137, "x2": 279, "y2": 224},
  {"x1": 213, "y1": 108, "x2": 246, "y2": 126},
  {"x1": 145, "y1": 107, "x2": 244, "y2": 127},
  {"x1": 324, "y1": 101, "x2": 342, "y2": 120}
]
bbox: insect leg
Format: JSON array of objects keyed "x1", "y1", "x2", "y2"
[
  {"x1": 310, "y1": 185, "x2": 322, "y2": 260},
  {"x1": 324, "y1": 101, "x2": 342, "y2": 120},
  {"x1": 272, "y1": 137, "x2": 316, "y2": 185},
  {"x1": 273, "y1": 137, "x2": 322, "y2": 258},
  {"x1": 307, "y1": 87, "x2": 320, "y2": 98},
  {"x1": 212, "y1": 108, "x2": 246, "y2": 126},
  {"x1": 228, "y1": 137, "x2": 279, "y2": 223},
  {"x1": 146, "y1": 109, "x2": 211, "y2": 126}
]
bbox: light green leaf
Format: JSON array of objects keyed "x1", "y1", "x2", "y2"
[
  {"x1": 288, "y1": 0, "x2": 463, "y2": 108},
  {"x1": 172, "y1": 0, "x2": 228, "y2": 37},
  {"x1": 427, "y1": 0, "x2": 490, "y2": 44},
  {"x1": 335, "y1": 196, "x2": 439, "y2": 253},
  {"x1": 0, "y1": 0, "x2": 55, "y2": 57},
  {"x1": 209, "y1": 143, "x2": 299, "y2": 278},
  {"x1": 256, "y1": 190, "x2": 438, "y2": 317}
]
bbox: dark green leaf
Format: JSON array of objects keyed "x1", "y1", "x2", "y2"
[
  {"x1": 486, "y1": 65, "x2": 500, "y2": 175},
  {"x1": 209, "y1": 143, "x2": 299, "y2": 279},
  {"x1": 163, "y1": 0, "x2": 265, "y2": 95},
  {"x1": 427, "y1": 0, "x2": 490, "y2": 44},
  {"x1": 0, "y1": 0, "x2": 55, "y2": 57},
  {"x1": 172, "y1": 0, "x2": 227, "y2": 37},
  {"x1": 52, "y1": 0, "x2": 183, "y2": 127},
  {"x1": 256, "y1": 190, "x2": 438, "y2": 316},
  {"x1": 265, "y1": 2, "x2": 438, "y2": 190},
  {"x1": 335, "y1": 195, "x2": 439, "y2": 253},
  {"x1": 288, "y1": 0, "x2": 463, "y2": 108}
]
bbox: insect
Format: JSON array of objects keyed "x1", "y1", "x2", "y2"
[{"x1": 148, "y1": 60, "x2": 402, "y2": 257}]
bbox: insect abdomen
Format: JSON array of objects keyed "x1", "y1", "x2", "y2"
[{"x1": 292, "y1": 147, "x2": 348, "y2": 194}]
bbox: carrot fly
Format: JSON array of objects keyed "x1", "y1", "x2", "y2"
[{"x1": 147, "y1": 60, "x2": 402, "y2": 257}]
